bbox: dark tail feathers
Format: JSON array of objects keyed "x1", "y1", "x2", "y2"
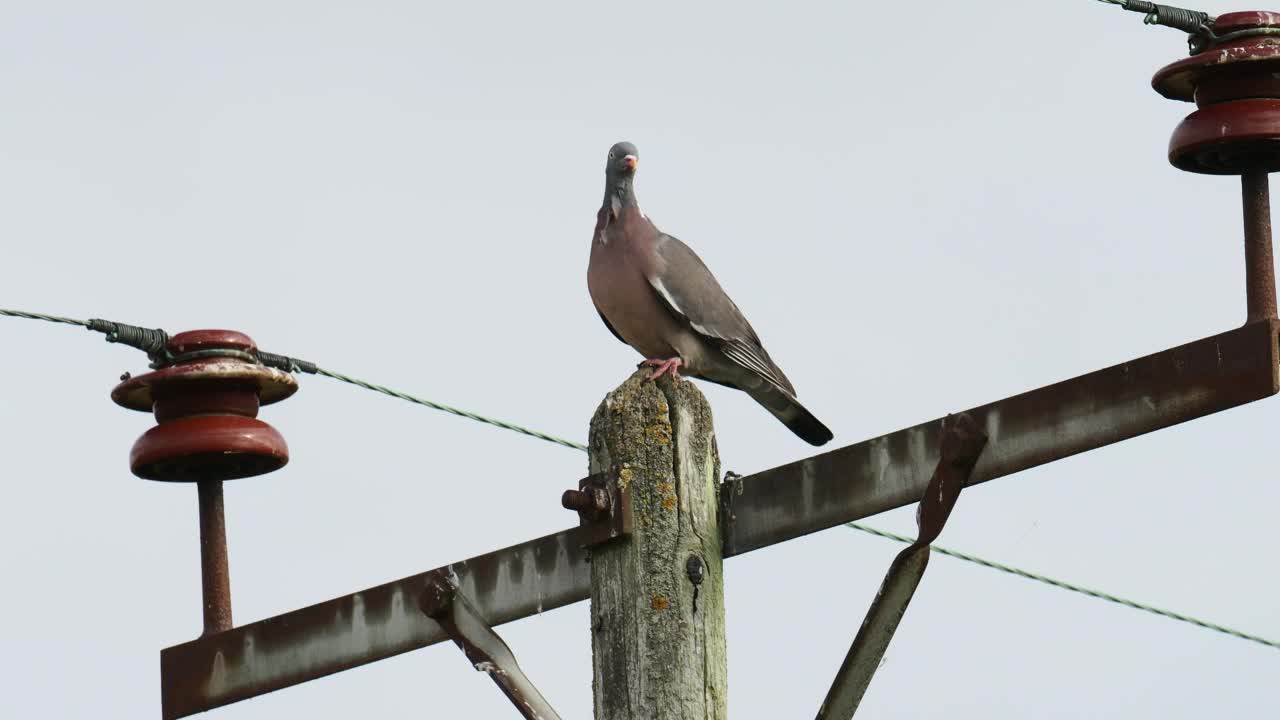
[{"x1": 746, "y1": 382, "x2": 833, "y2": 446}]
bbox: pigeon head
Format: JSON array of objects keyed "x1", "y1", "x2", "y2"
[
  {"x1": 602, "y1": 141, "x2": 641, "y2": 210},
  {"x1": 605, "y1": 141, "x2": 639, "y2": 180}
]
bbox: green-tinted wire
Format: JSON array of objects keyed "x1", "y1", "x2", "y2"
[
  {"x1": 0, "y1": 308, "x2": 88, "y2": 327},
  {"x1": 313, "y1": 367, "x2": 588, "y2": 451},
  {"x1": 846, "y1": 522, "x2": 1280, "y2": 651}
]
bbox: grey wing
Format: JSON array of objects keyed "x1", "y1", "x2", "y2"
[{"x1": 648, "y1": 234, "x2": 797, "y2": 396}]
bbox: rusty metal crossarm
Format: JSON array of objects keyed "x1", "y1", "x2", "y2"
[
  {"x1": 160, "y1": 525, "x2": 592, "y2": 719},
  {"x1": 160, "y1": 322, "x2": 1278, "y2": 719},
  {"x1": 160, "y1": 468, "x2": 630, "y2": 719},
  {"x1": 723, "y1": 320, "x2": 1280, "y2": 557}
]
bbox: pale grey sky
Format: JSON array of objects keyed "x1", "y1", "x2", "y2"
[{"x1": 2, "y1": 1, "x2": 1277, "y2": 717}]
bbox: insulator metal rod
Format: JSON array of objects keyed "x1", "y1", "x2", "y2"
[
  {"x1": 1242, "y1": 171, "x2": 1278, "y2": 322},
  {"x1": 197, "y1": 479, "x2": 233, "y2": 635}
]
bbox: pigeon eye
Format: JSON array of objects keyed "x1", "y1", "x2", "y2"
[{"x1": 608, "y1": 152, "x2": 616, "y2": 159}]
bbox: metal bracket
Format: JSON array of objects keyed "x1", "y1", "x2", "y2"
[
  {"x1": 816, "y1": 413, "x2": 989, "y2": 719},
  {"x1": 420, "y1": 570, "x2": 563, "y2": 720},
  {"x1": 561, "y1": 466, "x2": 634, "y2": 547}
]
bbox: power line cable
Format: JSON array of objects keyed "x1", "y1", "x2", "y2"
[
  {"x1": 846, "y1": 522, "x2": 1279, "y2": 651},
  {"x1": 3, "y1": 306, "x2": 1275, "y2": 651},
  {"x1": 311, "y1": 366, "x2": 588, "y2": 451},
  {"x1": 0, "y1": 308, "x2": 88, "y2": 327}
]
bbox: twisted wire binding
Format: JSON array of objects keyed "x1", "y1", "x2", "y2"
[
  {"x1": 3, "y1": 305, "x2": 1276, "y2": 651},
  {"x1": 846, "y1": 522, "x2": 1280, "y2": 651},
  {"x1": 257, "y1": 350, "x2": 318, "y2": 375},
  {"x1": 1097, "y1": 0, "x2": 1215, "y2": 35},
  {"x1": 86, "y1": 318, "x2": 171, "y2": 361}
]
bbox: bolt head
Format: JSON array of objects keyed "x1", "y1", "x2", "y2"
[
  {"x1": 563, "y1": 487, "x2": 611, "y2": 519},
  {"x1": 561, "y1": 489, "x2": 591, "y2": 512},
  {"x1": 686, "y1": 555, "x2": 705, "y2": 585}
]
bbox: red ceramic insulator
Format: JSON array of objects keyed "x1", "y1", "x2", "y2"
[
  {"x1": 129, "y1": 415, "x2": 290, "y2": 482},
  {"x1": 1154, "y1": 11, "x2": 1280, "y2": 174},
  {"x1": 111, "y1": 329, "x2": 298, "y2": 482},
  {"x1": 1167, "y1": 98, "x2": 1280, "y2": 175}
]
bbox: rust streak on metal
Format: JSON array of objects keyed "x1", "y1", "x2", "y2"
[
  {"x1": 161, "y1": 525, "x2": 591, "y2": 719},
  {"x1": 817, "y1": 413, "x2": 987, "y2": 719},
  {"x1": 722, "y1": 322, "x2": 1280, "y2": 557},
  {"x1": 1243, "y1": 170, "x2": 1278, "y2": 322},
  {"x1": 197, "y1": 479, "x2": 232, "y2": 636}
]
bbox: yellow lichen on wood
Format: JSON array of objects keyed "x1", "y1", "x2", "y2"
[
  {"x1": 651, "y1": 595, "x2": 669, "y2": 612},
  {"x1": 646, "y1": 421, "x2": 672, "y2": 445},
  {"x1": 659, "y1": 482, "x2": 677, "y2": 510}
]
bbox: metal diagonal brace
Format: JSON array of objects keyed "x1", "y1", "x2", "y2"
[
  {"x1": 816, "y1": 413, "x2": 988, "y2": 720},
  {"x1": 420, "y1": 570, "x2": 563, "y2": 720}
]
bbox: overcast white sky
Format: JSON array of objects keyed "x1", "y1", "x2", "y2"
[{"x1": 3, "y1": 1, "x2": 1278, "y2": 717}]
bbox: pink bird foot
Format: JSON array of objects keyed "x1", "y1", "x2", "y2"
[{"x1": 640, "y1": 357, "x2": 683, "y2": 380}]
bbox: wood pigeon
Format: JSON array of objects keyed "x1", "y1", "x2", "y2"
[{"x1": 587, "y1": 141, "x2": 833, "y2": 446}]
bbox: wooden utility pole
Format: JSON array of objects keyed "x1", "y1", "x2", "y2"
[{"x1": 587, "y1": 370, "x2": 727, "y2": 720}]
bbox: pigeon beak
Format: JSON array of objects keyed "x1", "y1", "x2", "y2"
[{"x1": 623, "y1": 155, "x2": 638, "y2": 171}]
